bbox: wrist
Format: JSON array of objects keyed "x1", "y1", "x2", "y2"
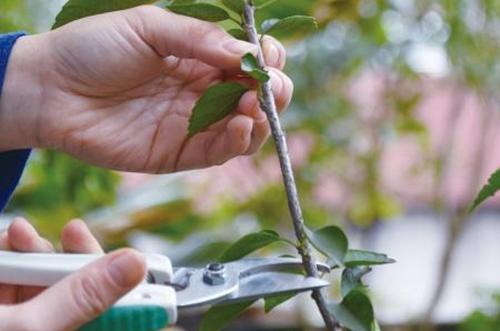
[{"x1": 0, "y1": 35, "x2": 45, "y2": 152}]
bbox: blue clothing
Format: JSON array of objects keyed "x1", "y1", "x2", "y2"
[{"x1": 0, "y1": 32, "x2": 30, "y2": 211}]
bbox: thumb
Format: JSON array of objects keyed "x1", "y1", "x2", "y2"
[
  {"x1": 126, "y1": 5, "x2": 258, "y2": 69},
  {"x1": 21, "y1": 249, "x2": 146, "y2": 331}
]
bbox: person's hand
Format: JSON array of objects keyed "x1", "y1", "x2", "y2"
[
  {"x1": 0, "y1": 218, "x2": 146, "y2": 331},
  {"x1": 0, "y1": 5, "x2": 293, "y2": 173}
]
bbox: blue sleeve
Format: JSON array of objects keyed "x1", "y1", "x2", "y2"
[{"x1": 0, "y1": 32, "x2": 31, "y2": 211}]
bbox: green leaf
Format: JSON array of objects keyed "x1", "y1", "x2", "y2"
[
  {"x1": 170, "y1": 0, "x2": 196, "y2": 4},
  {"x1": 219, "y1": 229, "x2": 281, "y2": 262},
  {"x1": 470, "y1": 168, "x2": 500, "y2": 212},
  {"x1": 222, "y1": 0, "x2": 245, "y2": 14},
  {"x1": 188, "y1": 83, "x2": 248, "y2": 137},
  {"x1": 241, "y1": 53, "x2": 270, "y2": 82},
  {"x1": 200, "y1": 301, "x2": 255, "y2": 331},
  {"x1": 341, "y1": 266, "x2": 371, "y2": 297},
  {"x1": 168, "y1": 3, "x2": 230, "y2": 22},
  {"x1": 343, "y1": 250, "x2": 396, "y2": 268},
  {"x1": 262, "y1": 15, "x2": 318, "y2": 40},
  {"x1": 307, "y1": 225, "x2": 348, "y2": 266},
  {"x1": 329, "y1": 290, "x2": 375, "y2": 331},
  {"x1": 227, "y1": 28, "x2": 247, "y2": 41},
  {"x1": 53, "y1": 0, "x2": 154, "y2": 29},
  {"x1": 255, "y1": 0, "x2": 279, "y2": 9},
  {"x1": 177, "y1": 241, "x2": 231, "y2": 267},
  {"x1": 261, "y1": 18, "x2": 279, "y2": 33},
  {"x1": 264, "y1": 293, "x2": 296, "y2": 313}
]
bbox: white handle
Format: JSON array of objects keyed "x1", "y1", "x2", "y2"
[{"x1": 0, "y1": 251, "x2": 172, "y2": 286}]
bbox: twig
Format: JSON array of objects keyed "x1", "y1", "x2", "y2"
[
  {"x1": 242, "y1": 1, "x2": 340, "y2": 330},
  {"x1": 423, "y1": 96, "x2": 493, "y2": 325}
]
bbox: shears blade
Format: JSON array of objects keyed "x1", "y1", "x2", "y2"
[{"x1": 172, "y1": 258, "x2": 330, "y2": 308}]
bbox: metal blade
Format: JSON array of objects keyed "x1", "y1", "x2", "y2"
[
  {"x1": 173, "y1": 258, "x2": 330, "y2": 308},
  {"x1": 215, "y1": 273, "x2": 329, "y2": 306}
]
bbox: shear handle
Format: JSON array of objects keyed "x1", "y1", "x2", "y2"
[{"x1": 0, "y1": 251, "x2": 172, "y2": 286}]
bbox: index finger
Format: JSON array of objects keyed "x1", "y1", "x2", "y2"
[{"x1": 127, "y1": 5, "x2": 258, "y2": 69}]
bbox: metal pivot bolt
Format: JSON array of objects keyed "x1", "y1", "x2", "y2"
[{"x1": 203, "y1": 263, "x2": 226, "y2": 285}]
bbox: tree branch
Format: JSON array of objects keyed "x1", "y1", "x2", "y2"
[{"x1": 242, "y1": 2, "x2": 340, "y2": 330}]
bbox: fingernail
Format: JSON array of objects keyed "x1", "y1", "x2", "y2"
[
  {"x1": 223, "y1": 39, "x2": 258, "y2": 55},
  {"x1": 107, "y1": 250, "x2": 145, "y2": 288},
  {"x1": 41, "y1": 238, "x2": 54, "y2": 252}
]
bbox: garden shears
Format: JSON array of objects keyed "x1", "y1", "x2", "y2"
[{"x1": 0, "y1": 251, "x2": 330, "y2": 331}]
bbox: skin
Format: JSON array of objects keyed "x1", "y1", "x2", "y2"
[
  {"x1": 0, "y1": 5, "x2": 293, "y2": 173},
  {"x1": 0, "y1": 218, "x2": 144, "y2": 331},
  {"x1": 0, "y1": 5, "x2": 293, "y2": 329}
]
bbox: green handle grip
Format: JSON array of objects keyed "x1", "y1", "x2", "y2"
[{"x1": 79, "y1": 305, "x2": 169, "y2": 331}]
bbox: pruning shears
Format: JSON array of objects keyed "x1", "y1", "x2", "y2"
[{"x1": 0, "y1": 251, "x2": 330, "y2": 331}]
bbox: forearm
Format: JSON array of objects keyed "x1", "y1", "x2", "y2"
[{"x1": 0, "y1": 35, "x2": 44, "y2": 152}]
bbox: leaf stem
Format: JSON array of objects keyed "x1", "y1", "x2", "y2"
[{"x1": 242, "y1": 2, "x2": 340, "y2": 330}]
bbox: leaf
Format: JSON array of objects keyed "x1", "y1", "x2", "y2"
[
  {"x1": 168, "y1": 3, "x2": 230, "y2": 22},
  {"x1": 53, "y1": 0, "x2": 154, "y2": 29},
  {"x1": 329, "y1": 290, "x2": 375, "y2": 331},
  {"x1": 241, "y1": 53, "x2": 270, "y2": 82},
  {"x1": 227, "y1": 28, "x2": 247, "y2": 41},
  {"x1": 255, "y1": 0, "x2": 279, "y2": 9},
  {"x1": 307, "y1": 225, "x2": 348, "y2": 266},
  {"x1": 170, "y1": 0, "x2": 196, "y2": 4},
  {"x1": 188, "y1": 83, "x2": 248, "y2": 137},
  {"x1": 470, "y1": 168, "x2": 500, "y2": 212},
  {"x1": 200, "y1": 301, "x2": 255, "y2": 331},
  {"x1": 343, "y1": 250, "x2": 396, "y2": 268},
  {"x1": 341, "y1": 266, "x2": 371, "y2": 297},
  {"x1": 264, "y1": 293, "x2": 296, "y2": 313},
  {"x1": 222, "y1": 0, "x2": 245, "y2": 14},
  {"x1": 262, "y1": 15, "x2": 318, "y2": 40},
  {"x1": 177, "y1": 241, "x2": 231, "y2": 267},
  {"x1": 261, "y1": 18, "x2": 280, "y2": 33},
  {"x1": 219, "y1": 229, "x2": 281, "y2": 262}
]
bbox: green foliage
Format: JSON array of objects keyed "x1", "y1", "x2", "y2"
[
  {"x1": 260, "y1": 15, "x2": 318, "y2": 39},
  {"x1": 167, "y1": 3, "x2": 230, "y2": 22},
  {"x1": 53, "y1": 0, "x2": 154, "y2": 29},
  {"x1": 221, "y1": 0, "x2": 244, "y2": 14},
  {"x1": 341, "y1": 266, "x2": 371, "y2": 297},
  {"x1": 241, "y1": 53, "x2": 270, "y2": 82},
  {"x1": 255, "y1": 0, "x2": 278, "y2": 9},
  {"x1": 470, "y1": 169, "x2": 500, "y2": 212},
  {"x1": 9, "y1": 151, "x2": 119, "y2": 238},
  {"x1": 227, "y1": 28, "x2": 246, "y2": 40},
  {"x1": 178, "y1": 241, "x2": 231, "y2": 266},
  {"x1": 218, "y1": 229, "x2": 283, "y2": 262},
  {"x1": 307, "y1": 225, "x2": 348, "y2": 266},
  {"x1": 460, "y1": 311, "x2": 500, "y2": 331},
  {"x1": 188, "y1": 82, "x2": 248, "y2": 137},
  {"x1": 329, "y1": 290, "x2": 375, "y2": 331},
  {"x1": 199, "y1": 301, "x2": 255, "y2": 331},
  {"x1": 264, "y1": 293, "x2": 295, "y2": 313},
  {"x1": 343, "y1": 250, "x2": 396, "y2": 268},
  {"x1": 16, "y1": 0, "x2": 399, "y2": 329}
]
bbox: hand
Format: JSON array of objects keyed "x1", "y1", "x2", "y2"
[
  {"x1": 0, "y1": 5, "x2": 293, "y2": 173},
  {"x1": 0, "y1": 218, "x2": 146, "y2": 331}
]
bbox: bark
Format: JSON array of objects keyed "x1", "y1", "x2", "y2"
[{"x1": 242, "y1": 2, "x2": 340, "y2": 330}]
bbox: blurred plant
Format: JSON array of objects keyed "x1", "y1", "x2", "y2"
[
  {"x1": 460, "y1": 291, "x2": 500, "y2": 331},
  {"x1": 5, "y1": 0, "x2": 500, "y2": 330},
  {"x1": 7, "y1": 151, "x2": 120, "y2": 239}
]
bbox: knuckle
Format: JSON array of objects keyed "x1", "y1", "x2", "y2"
[{"x1": 71, "y1": 275, "x2": 109, "y2": 318}]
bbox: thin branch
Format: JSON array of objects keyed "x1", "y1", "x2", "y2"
[
  {"x1": 423, "y1": 95, "x2": 494, "y2": 325},
  {"x1": 242, "y1": 1, "x2": 340, "y2": 330}
]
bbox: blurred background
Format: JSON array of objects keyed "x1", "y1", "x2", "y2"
[{"x1": 1, "y1": 0, "x2": 500, "y2": 330}]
